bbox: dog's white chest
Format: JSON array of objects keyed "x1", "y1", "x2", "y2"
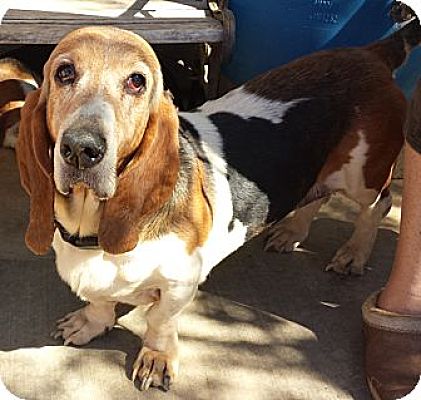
[{"x1": 52, "y1": 231, "x2": 202, "y2": 304}]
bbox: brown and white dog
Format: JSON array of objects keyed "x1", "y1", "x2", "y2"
[
  {"x1": 16, "y1": 9, "x2": 420, "y2": 391},
  {"x1": 0, "y1": 58, "x2": 37, "y2": 148}
]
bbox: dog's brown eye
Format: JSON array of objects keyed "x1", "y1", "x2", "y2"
[
  {"x1": 127, "y1": 73, "x2": 146, "y2": 93},
  {"x1": 56, "y1": 63, "x2": 76, "y2": 85}
]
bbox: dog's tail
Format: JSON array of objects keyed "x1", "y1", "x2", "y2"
[{"x1": 366, "y1": 2, "x2": 420, "y2": 71}]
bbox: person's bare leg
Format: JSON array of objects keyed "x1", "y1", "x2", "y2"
[
  {"x1": 378, "y1": 143, "x2": 421, "y2": 314},
  {"x1": 363, "y1": 6, "x2": 421, "y2": 399}
]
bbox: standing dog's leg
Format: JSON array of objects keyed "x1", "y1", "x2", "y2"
[
  {"x1": 132, "y1": 284, "x2": 197, "y2": 391},
  {"x1": 265, "y1": 198, "x2": 327, "y2": 252},
  {"x1": 53, "y1": 301, "x2": 116, "y2": 345},
  {"x1": 326, "y1": 186, "x2": 392, "y2": 275}
]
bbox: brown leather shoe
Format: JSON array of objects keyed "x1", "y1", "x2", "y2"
[{"x1": 363, "y1": 291, "x2": 421, "y2": 400}]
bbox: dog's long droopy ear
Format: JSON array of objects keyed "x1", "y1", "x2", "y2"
[
  {"x1": 16, "y1": 89, "x2": 55, "y2": 255},
  {"x1": 99, "y1": 93, "x2": 180, "y2": 254}
]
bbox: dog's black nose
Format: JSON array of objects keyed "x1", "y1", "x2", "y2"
[{"x1": 60, "y1": 129, "x2": 106, "y2": 169}]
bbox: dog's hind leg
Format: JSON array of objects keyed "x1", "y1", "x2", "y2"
[{"x1": 325, "y1": 186, "x2": 392, "y2": 275}]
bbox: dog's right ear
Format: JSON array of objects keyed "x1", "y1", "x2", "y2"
[{"x1": 16, "y1": 89, "x2": 55, "y2": 255}]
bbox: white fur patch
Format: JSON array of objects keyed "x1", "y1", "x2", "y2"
[
  {"x1": 198, "y1": 218, "x2": 247, "y2": 282},
  {"x1": 53, "y1": 230, "x2": 202, "y2": 304},
  {"x1": 201, "y1": 86, "x2": 302, "y2": 124},
  {"x1": 179, "y1": 111, "x2": 227, "y2": 174},
  {"x1": 324, "y1": 130, "x2": 374, "y2": 202},
  {"x1": 21, "y1": 79, "x2": 38, "y2": 90}
]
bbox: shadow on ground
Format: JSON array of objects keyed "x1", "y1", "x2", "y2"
[{"x1": 199, "y1": 220, "x2": 397, "y2": 400}]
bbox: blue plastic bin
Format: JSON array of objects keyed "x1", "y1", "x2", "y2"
[{"x1": 224, "y1": 0, "x2": 421, "y2": 97}]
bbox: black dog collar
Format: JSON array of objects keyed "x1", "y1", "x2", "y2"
[{"x1": 56, "y1": 221, "x2": 100, "y2": 249}]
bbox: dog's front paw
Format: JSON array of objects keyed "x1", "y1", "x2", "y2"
[
  {"x1": 265, "y1": 221, "x2": 308, "y2": 253},
  {"x1": 52, "y1": 308, "x2": 113, "y2": 346},
  {"x1": 132, "y1": 346, "x2": 178, "y2": 391}
]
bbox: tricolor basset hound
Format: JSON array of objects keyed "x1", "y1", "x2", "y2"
[
  {"x1": 0, "y1": 58, "x2": 37, "y2": 148},
  {"x1": 16, "y1": 8, "x2": 420, "y2": 391}
]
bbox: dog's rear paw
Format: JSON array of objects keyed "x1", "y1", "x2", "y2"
[
  {"x1": 52, "y1": 308, "x2": 113, "y2": 346},
  {"x1": 325, "y1": 243, "x2": 366, "y2": 275},
  {"x1": 132, "y1": 346, "x2": 178, "y2": 391}
]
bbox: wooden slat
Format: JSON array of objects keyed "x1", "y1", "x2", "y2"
[{"x1": 0, "y1": 21, "x2": 223, "y2": 44}]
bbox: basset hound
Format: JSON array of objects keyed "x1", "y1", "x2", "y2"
[
  {"x1": 16, "y1": 8, "x2": 420, "y2": 391},
  {"x1": 0, "y1": 58, "x2": 37, "y2": 148}
]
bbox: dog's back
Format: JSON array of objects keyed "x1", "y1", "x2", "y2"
[{"x1": 193, "y1": 28, "x2": 414, "y2": 223}]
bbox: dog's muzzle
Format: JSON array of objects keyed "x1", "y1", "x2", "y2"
[{"x1": 54, "y1": 104, "x2": 118, "y2": 199}]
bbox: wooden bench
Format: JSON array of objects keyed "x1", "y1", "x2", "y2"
[{"x1": 0, "y1": 0, "x2": 235, "y2": 97}]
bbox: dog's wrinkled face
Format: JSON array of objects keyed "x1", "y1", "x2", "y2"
[{"x1": 46, "y1": 27, "x2": 163, "y2": 199}]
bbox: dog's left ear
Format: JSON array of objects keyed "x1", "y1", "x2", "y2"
[
  {"x1": 99, "y1": 93, "x2": 180, "y2": 254},
  {"x1": 16, "y1": 89, "x2": 55, "y2": 255}
]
